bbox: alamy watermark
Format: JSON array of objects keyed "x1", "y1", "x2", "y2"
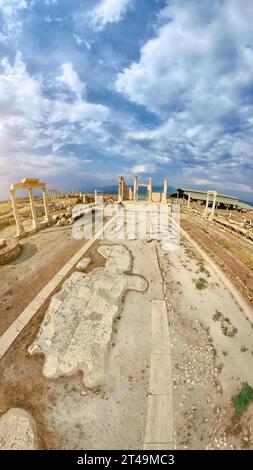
[{"x1": 72, "y1": 197, "x2": 180, "y2": 251}]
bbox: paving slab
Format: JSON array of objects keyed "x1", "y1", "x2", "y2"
[
  {"x1": 0, "y1": 320, "x2": 25, "y2": 358},
  {"x1": 149, "y1": 353, "x2": 172, "y2": 395},
  {"x1": 144, "y1": 394, "x2": 173, "y2": 444},
  {"x1": 151, "y1": 300, "x2": 170, "y2": 354}
]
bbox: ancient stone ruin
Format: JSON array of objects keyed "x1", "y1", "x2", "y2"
[
  {"x1": 29, "y1": 245, "x2": 148, "y2": 388},
  {"x1": 118, "y1": 176, "x2": 168, "y2": 203},
  {"x1": 0, "y1": 408, "x2": 37, "y2": 450},
  {"x1": 10, "y1": 178, "x2": 51, "y2": 237}
]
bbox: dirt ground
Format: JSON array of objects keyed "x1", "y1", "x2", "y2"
[
  {"x1": 181, "y1": 212, "x2": 253, "y2": 306},
  {"x1": 0, "y1": 238, "x2": 154, "y2": 449},
  {"x1": 0, "y1": 241, "x2": 109, "y2": 449},
  {"x1": 1, "y1": 206, "x2": 253, "y2": 449},
  {"x1": 157, "y1": 232, "x2": 253, "y2": 450},
  {"x1": 0, "y1": 225, "x2": 85, "y2": 335}
]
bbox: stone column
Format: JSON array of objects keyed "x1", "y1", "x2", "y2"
[
  {"x1": 148, "y1": 177, "x2": 152, "y2": 202},
  {"x1": 163, "y1": 178, "x2": 168, "y2": 202},
  {"x1": 42, "y1": 188, "x2": 51, "y2": 222},
  {"x1": 203, "y1": 193, "x2": 210, "y2": 218},
  {"x1": 187, "y1": 193, "x2": 191, "y2": 210},
  {"x1": 118, "y1": 176, "x2": 123, "y2": 201},
  {"x1": 10, "y1": 189, "x2": 25, "y2": 237},
  {"x1": 133, "y1": 176, "x2": 138, "y2": 202},
  {"x1": 28, "y1": 188, "x2": 39, "y2": 229},
  {"x1": 211, "y1": 192, "x2": 217, "y2": 218}
]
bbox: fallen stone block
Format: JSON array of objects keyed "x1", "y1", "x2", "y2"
[
  {"x1": 0, "y1": 408, "x2": 37, "y2": 450},
  {"x1": 76, "y1": 257, "x2": 91, "y2": 271}
]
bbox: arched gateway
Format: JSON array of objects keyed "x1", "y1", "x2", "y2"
[{"x1": 10, "y1": 178, "x2": 51, "y2": 237}]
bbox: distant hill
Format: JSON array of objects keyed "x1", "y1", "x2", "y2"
[
  {"x1": 81, "y1": 184, "x2": 252, "y2": 206},
  {"x1": 240, "y1": 199, "x2": 253, "y2": 208},
  {"x1": 84, "y1": 184, "x2": 176, "y2": 195}
]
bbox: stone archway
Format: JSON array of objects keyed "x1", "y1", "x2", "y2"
[{"x1": 10, "y1": 178, "x2": 51, "y2": 237}]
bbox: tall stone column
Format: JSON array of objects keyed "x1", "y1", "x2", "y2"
[
  {"x1": 133, "y1": 176, "x2": 138, "y2": 202},
  {"x1": 118, "y1": 176, "x2": 123, "y2": 201},
  {"x1": 187, "y1": 193, "x2": 191, "y2": 210},
  {"x1": 28, "y1": 188, "x2": 39, "y2": 229},
  {"x1": 203, "y1": 193, "x2": 209, "y2": 218},
  {"x1": 42, "y1": 188, "x2": 51, "y2": 222},
  {"x1": 163, "y1": 178, "x2": 168, "y2": 202},
  {"x1": 10, "y1": 189, "x2": 25, "y2": 237},
  {"x1": 148, "y1": 177, "x2": 152, "y2": 202},
  {"x1": 211, "y1": 192, "x2": 217, "y2": 218}
]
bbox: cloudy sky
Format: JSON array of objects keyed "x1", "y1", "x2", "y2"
[{"x1": 0, "y1": 0, "x2": 253, "y2": 200}]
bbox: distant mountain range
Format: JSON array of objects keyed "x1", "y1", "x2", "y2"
[
  {"x1": 241, "y1": 199, "x2": 253, "y2": 208},
  {"x1": 81, "y1": 185, "x2": 253, "y2": 206},
  {"x1": 85, "y1": 184, "x2": 176, "y2": 195}
]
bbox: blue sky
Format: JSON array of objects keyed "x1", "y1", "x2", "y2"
[{"x1": 0, "y1": 0, "x2": 253, "y2": 200}]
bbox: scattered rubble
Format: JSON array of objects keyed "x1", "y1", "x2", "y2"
[{"x1": 76, "y1": 257, "x2": 91, "y2": 271}]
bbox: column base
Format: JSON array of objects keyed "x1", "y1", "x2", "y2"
[
  {"x1": 32, "y1": 222, "x2": 40, "y2": 231},
  {"x1": 16, "y1": 225, "x2": 26, "y2": 237}
]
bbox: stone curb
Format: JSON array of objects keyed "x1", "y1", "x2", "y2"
[{"x1": 143, "y1": 297, "x2": 174, "y2": 450}]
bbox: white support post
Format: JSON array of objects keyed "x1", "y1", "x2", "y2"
[
  {"x1": 42, "y1": 188, "x2": 51, "y2": 222},
  {"x1": 211, "y1": 191, "x2": 217, "y2": 218},
  {"x1": 148, "y1": 177, "x2": 152, "y2": 202},
  {"x1": 203, "y1": 193, "x2": 209, "y2": 218},
  {"x1": 133, "y1": 175, "x2": 138, "y2": 202},
  {"x1": 28, "y1": 188, "x2": 39, "y2": 229},
  {"x1": 118, "y1": 176, "x2": 123, "y2": 202},
  {"x1": 162, "y1": 178, "x2": 168, "y2": 202},
  {"x1": 187, "y1": 193, "x2": 191, "y2": 210},
  {"x1": 10, "y1": 189, "x2": 25, "y2": 237}
]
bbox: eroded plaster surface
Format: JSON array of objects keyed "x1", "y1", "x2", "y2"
[
  {"x1": 0, "y1": 408, "x2": 37, "y2": 450},
  {"x1": 29, "y1": 245, "x2": 148, "y2": 388}
]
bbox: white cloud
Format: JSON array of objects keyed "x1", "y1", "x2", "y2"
[
  {"x1": 131, "y1": 163, "x2": 156, "y2": 174},
  {"x1": 88, "y1": 0, "x2": 133, "y2": 31},
  {"x1": 0, "y1": 0, "x2": 27, "y2": 14},
  {"x1": 0, "y1": 53, "x2": 112, "y2": 197},
  {"x1": 50, "y1": 100, "x2": 110, "y2": 123},
  {"x1": 189, "y1": 178, "x2": 253, "y2": 194},
  {"x1": 56, "y1": 62, "x2": 86, "y2": 100},
  {"x1": 115, "y1": 0, "x2": 253, "y2": 117},
  {"x1": 44, "y1": 0, "x2": 58, "y2": 5},
  {"x1": 0, "y1": 52, "x2": 47, "y2": 122},
  {"x1": 73, "y1": 34, "x2": 92, "y2": 50},
  {"x1": 0, "y1": 54, "x2": 110, "y2": 124},
  {"x1": 0, "y1": 0, "x2": 28, "y2": 42},
  {"x1": 114, "y1": 0, "x2": 253, "y2": 192}
]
